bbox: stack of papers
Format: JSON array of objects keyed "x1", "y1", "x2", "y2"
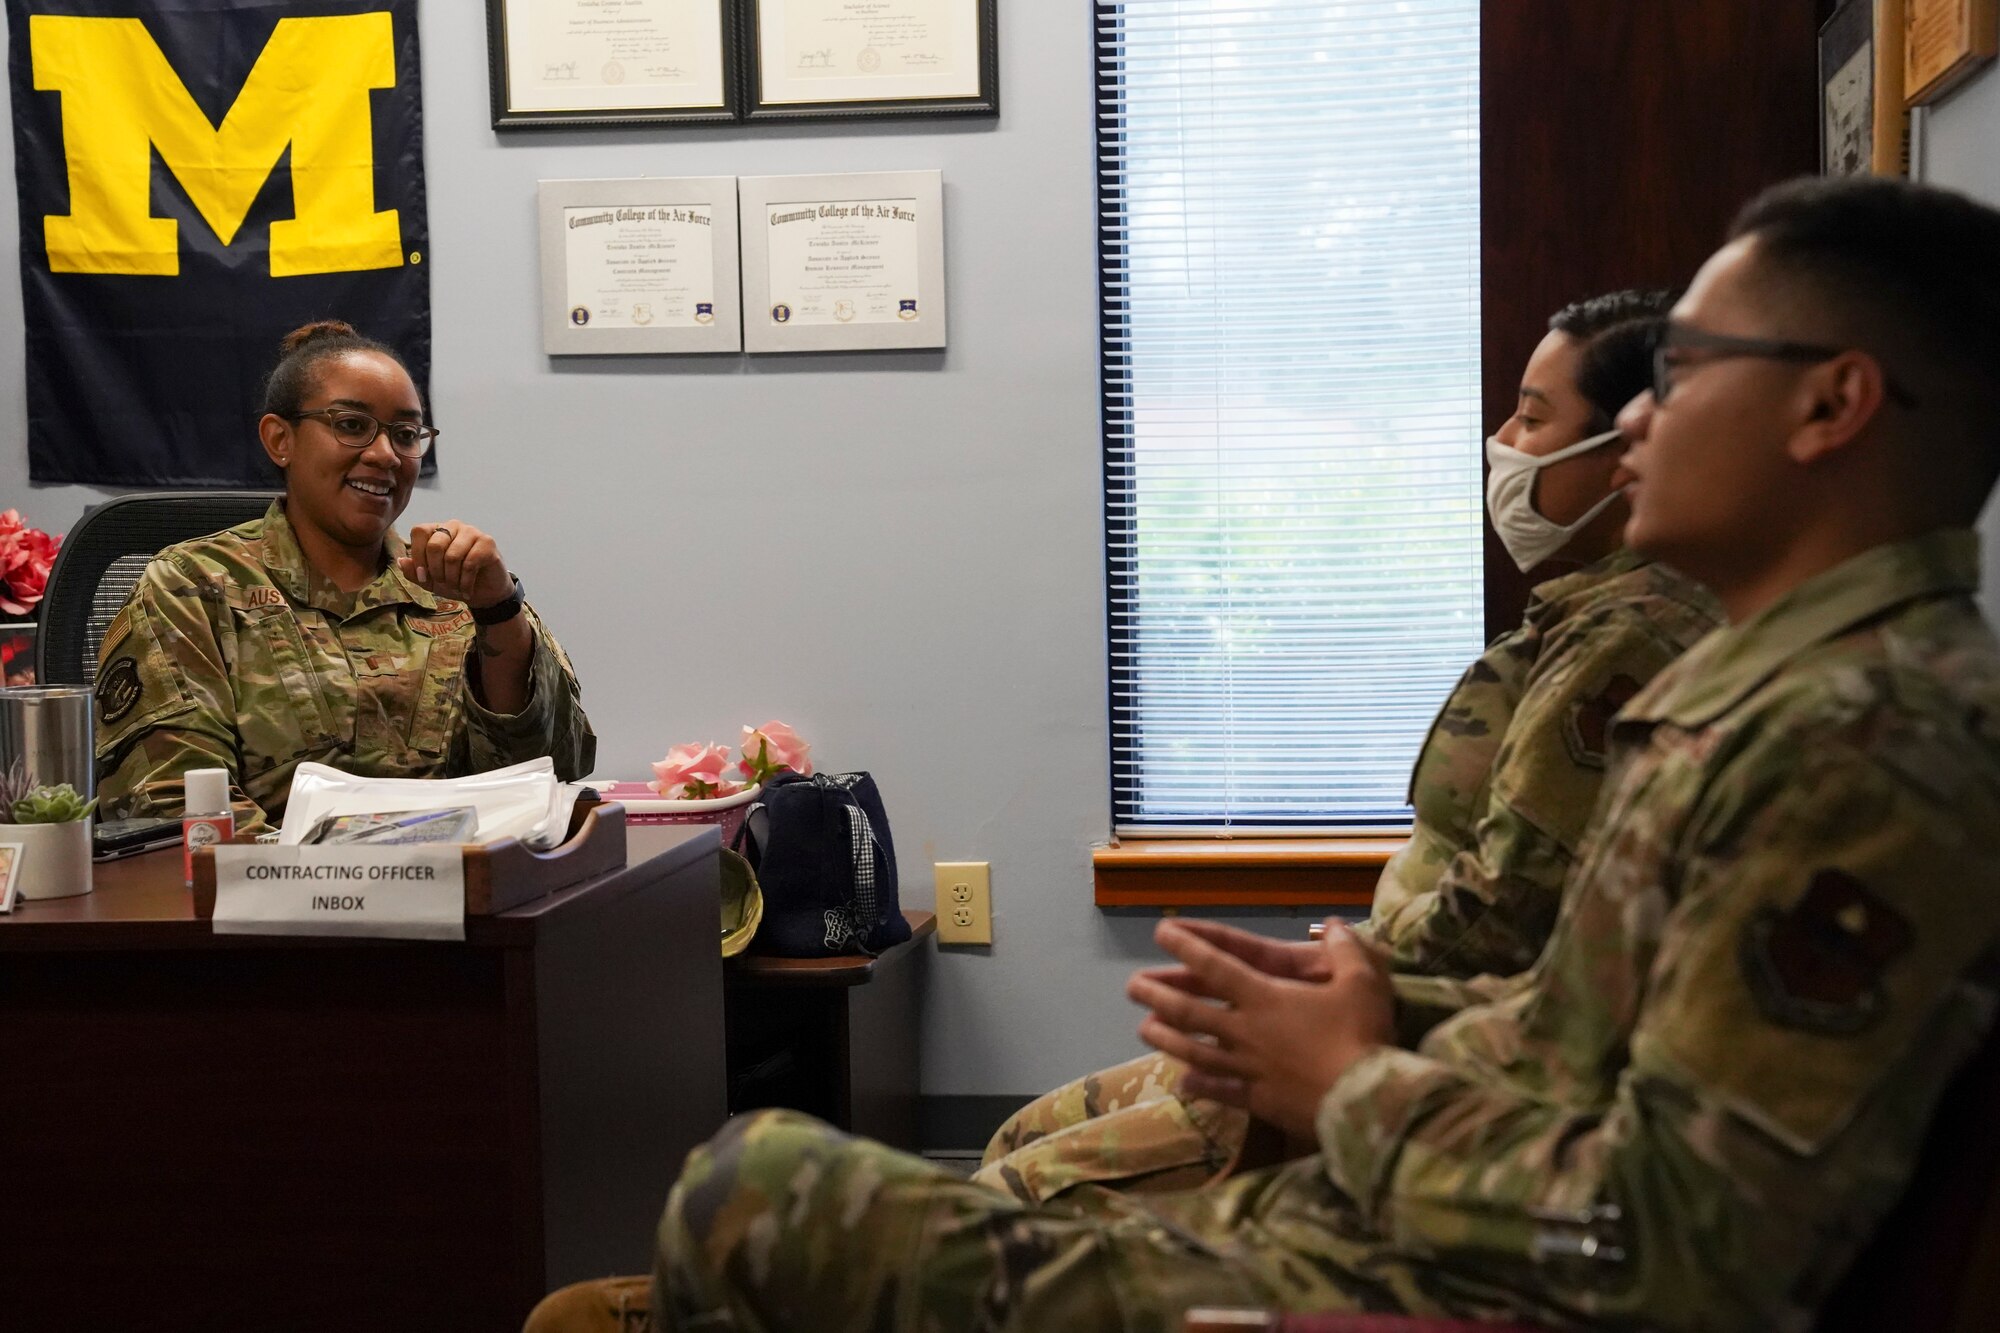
[{"x1": 278, "y1": 758, "x2": 584, "y2": 850}]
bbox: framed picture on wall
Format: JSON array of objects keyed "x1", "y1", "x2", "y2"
[
  {"x1": 1821, "y1": 0, "x2": 1910, "y2": 176},
  {"x1": 738, "y1": 171, "x2": 947, "y2": 352},
  {"x1": 537, "y1": 179, "x2": 743, "y2": 355},
  {"x1": 742, "y1": 0, "x2": 997, "y2": 122},
  {"x1": 1905, "y1": 0, "x2": 2000, "y2": 104},
  {"x1": 486, "y1": 0, "x2": 739, "y2": 128}
]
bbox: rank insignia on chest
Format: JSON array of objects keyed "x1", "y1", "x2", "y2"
[{"x1": 1741, "y1": 868, "x2": 1913, "y2": 1035}]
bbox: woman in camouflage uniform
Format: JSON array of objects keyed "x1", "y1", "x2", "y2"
[
  {"x1": 94, "y1": 321, "x2": 594, "y2": 834},
  {"x1": 976, "y1": 293, "x2": 1722, "y2": 1205}
]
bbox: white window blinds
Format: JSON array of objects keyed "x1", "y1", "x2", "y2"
[{"x1": 1100, "y1": 0, "x2": 1483, "y2": 832}]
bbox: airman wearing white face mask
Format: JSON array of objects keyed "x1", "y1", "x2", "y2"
[
  {"x1": 1481, "y1": 310, "x2": 1662, "y2": 575},
  {"x1": 1363, "y1": 297, "x2": 1724, "y2": 974},
  {"x1": 1485, "y1": 425, "x2": 1626, "y2": 571}
]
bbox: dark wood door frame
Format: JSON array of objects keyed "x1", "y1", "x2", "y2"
[{"x1": 1479, "y1": 2, "x2": 1823, "y2": 637}]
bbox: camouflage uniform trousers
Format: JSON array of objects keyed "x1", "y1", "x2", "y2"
[
  {"x1": 973, "y1": 1052, "x2": 1250, "y2": 1203},
  {"x1": 655, "y1": 1109, "x2": 1538, "y2": 1333}
]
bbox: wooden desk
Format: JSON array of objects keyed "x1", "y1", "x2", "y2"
[
  {"x1": 725, "y1": 910, "x2": 935, "y2": 1150},
  {"x1": 0, "y1": 827, "x2": 726, "y2": 1333}
]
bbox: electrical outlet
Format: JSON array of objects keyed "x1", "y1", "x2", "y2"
[{"x1": 934, "y1": 861, "x2": 992, "y2": 944}]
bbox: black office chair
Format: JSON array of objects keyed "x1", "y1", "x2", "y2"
[{"x1": 37, "y1": 492, "x2": 280, "y2": 687}]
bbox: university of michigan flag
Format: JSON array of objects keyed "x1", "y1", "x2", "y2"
[{"x1": 6, "y1": 0, "x2": 432, "y2": 484}]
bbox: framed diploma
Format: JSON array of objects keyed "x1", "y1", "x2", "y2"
[
  {"x1": 538, "y1": 178, "x2": 743, "y2": 355},
  {"x1": 744, "y1": 0, "x2": 997, "y2": 121},
  {"x1": 1905, "y1": 0, "x2": 1999, "y2": 104},
  {"x1": 739, "y1": 171, "x2": 947, "y2": 353},
  {"x1": 487, "y1": 0, "x2": 738, "y2": 128}
]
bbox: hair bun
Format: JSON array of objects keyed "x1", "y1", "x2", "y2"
[{"x1": 279, "y1": 320, "x2": 360, "y2": 355}]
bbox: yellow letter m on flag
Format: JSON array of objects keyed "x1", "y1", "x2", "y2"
[{"x1": 31, "y1": 12, "x2": 403, "y2": 277}]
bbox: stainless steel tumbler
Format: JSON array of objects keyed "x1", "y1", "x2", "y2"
[{"x1": 0, "y1": 686, "x2": 95, "y2": 802}]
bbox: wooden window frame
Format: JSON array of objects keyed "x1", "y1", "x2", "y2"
[{"x1": 1093, "y1": 836, "x2": 1404, "y2": 908}]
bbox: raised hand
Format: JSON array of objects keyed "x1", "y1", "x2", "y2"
[{"x1": 399, "y1": 520, "x2": 514, "y2": 610}]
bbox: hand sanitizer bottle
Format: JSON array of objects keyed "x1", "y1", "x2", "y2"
[{"x1": 183, "y1": 768, "x2": 235, "y2": 886}]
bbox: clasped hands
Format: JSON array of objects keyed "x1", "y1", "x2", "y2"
[
  {"x1": 1127, "y1": 918, "x2": 1395, "y2": 1141},
  {"x1": 398, "y1": 520, "x2": 514, "y2": 611}
]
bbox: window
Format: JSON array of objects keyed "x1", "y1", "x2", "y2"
[{"x1": 1099, "y1": 0, "x2": 1483, "y2": 832}]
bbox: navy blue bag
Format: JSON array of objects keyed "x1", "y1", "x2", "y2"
[{"x1": 735, "y1": 772, "x2": 912, "y2": 957}]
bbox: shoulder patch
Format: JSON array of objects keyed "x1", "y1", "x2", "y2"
[
  {"x1": 1741, "y1": 869, "x2": 1914, "y2": 1035},
  {"x1": 1564, "y1": 673, "x2": 1646, "y2": 770},
  {"x1": 96, "y1": 656, "x2": 144, "y2": 725}
]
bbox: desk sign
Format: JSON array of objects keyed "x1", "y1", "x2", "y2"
[{"x1": 212, "y1": 846, "x2": 466, "y2": 940}]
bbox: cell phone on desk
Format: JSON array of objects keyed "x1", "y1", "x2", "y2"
[{"x1": 93, "y1": 816, "x2": 183, "y2": 861}]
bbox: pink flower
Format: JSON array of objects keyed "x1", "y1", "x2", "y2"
[
  {"x1": 739, "y1": 721, "x2": 812, "y2": 784},
  {"x1": 648, "y1": 741, "x2": 745, "y2": 800},
  {"x1": 0, "y1": 516, "x2": 59, "y2": 617}
]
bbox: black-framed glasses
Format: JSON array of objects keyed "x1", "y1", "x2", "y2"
[
  {"x1": 288, "y1": 407, "x2": 440, "y2": 459},
  {"x1": 1649, "y1": 323, "x2": 1920, "y2": 409}
]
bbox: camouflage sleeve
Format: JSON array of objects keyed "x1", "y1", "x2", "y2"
[
  {"x1": 457, "y1": 605, "x2": 596, "y2": 781},
  {"x1": 1317, "y1": 727, "x2": 2000, "y2": 1328},
  {"x1": 93, "y1": 555, "x2": 272, "y2": 834},
  {"x1": 1370, "y1": 609, "x2": 1687, "y2": 978},
  {"x1": 1388, "y1": 971, "x2": 1521, "y2": 1046}
]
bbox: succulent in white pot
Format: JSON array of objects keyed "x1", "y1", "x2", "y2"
[{"x1": 0, "y1": 758, "x2": 97, "y2": 900}]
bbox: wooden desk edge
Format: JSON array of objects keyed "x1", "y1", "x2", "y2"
[{"x1": 0, "y1": 830, "x2": 723, "y2": 952}]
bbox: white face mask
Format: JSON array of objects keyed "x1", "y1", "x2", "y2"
[{"x1": 1484, "y1": 427, "x2": 1625, "y2": 573}]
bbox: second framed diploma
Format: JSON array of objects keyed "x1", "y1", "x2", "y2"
[
  {"x1": 538, "y1": 178, "x2": 743, "y2": 355},
  {"x1": 745, "y1": 0, "x2": 996, "y2": 120},
  {"x1": 488, "y1": 0, "x2": 738, "y2": 127},
  {"x1": 738, "y1": 171, "x2": 947, "y2": 352}
]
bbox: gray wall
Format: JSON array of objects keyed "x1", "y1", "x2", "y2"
[
  {"x1": 1918, "y1": 72, "x2": 2000, "y2": 620},
  {"x1": 0, "y1": 2, "x2": 1269, "y2": 1098}
]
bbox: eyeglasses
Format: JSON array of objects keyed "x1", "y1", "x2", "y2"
[
  {"x1": 1648, "y1": 323, "x2": 1920, "y2": 409},
  {"x1": 288, "y1": 407, "x2": 440, "y2": 458}
]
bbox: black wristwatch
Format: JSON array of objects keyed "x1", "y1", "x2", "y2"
[{"x1": 471, "y1": 574, "x2": 525, "y2": 626}]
